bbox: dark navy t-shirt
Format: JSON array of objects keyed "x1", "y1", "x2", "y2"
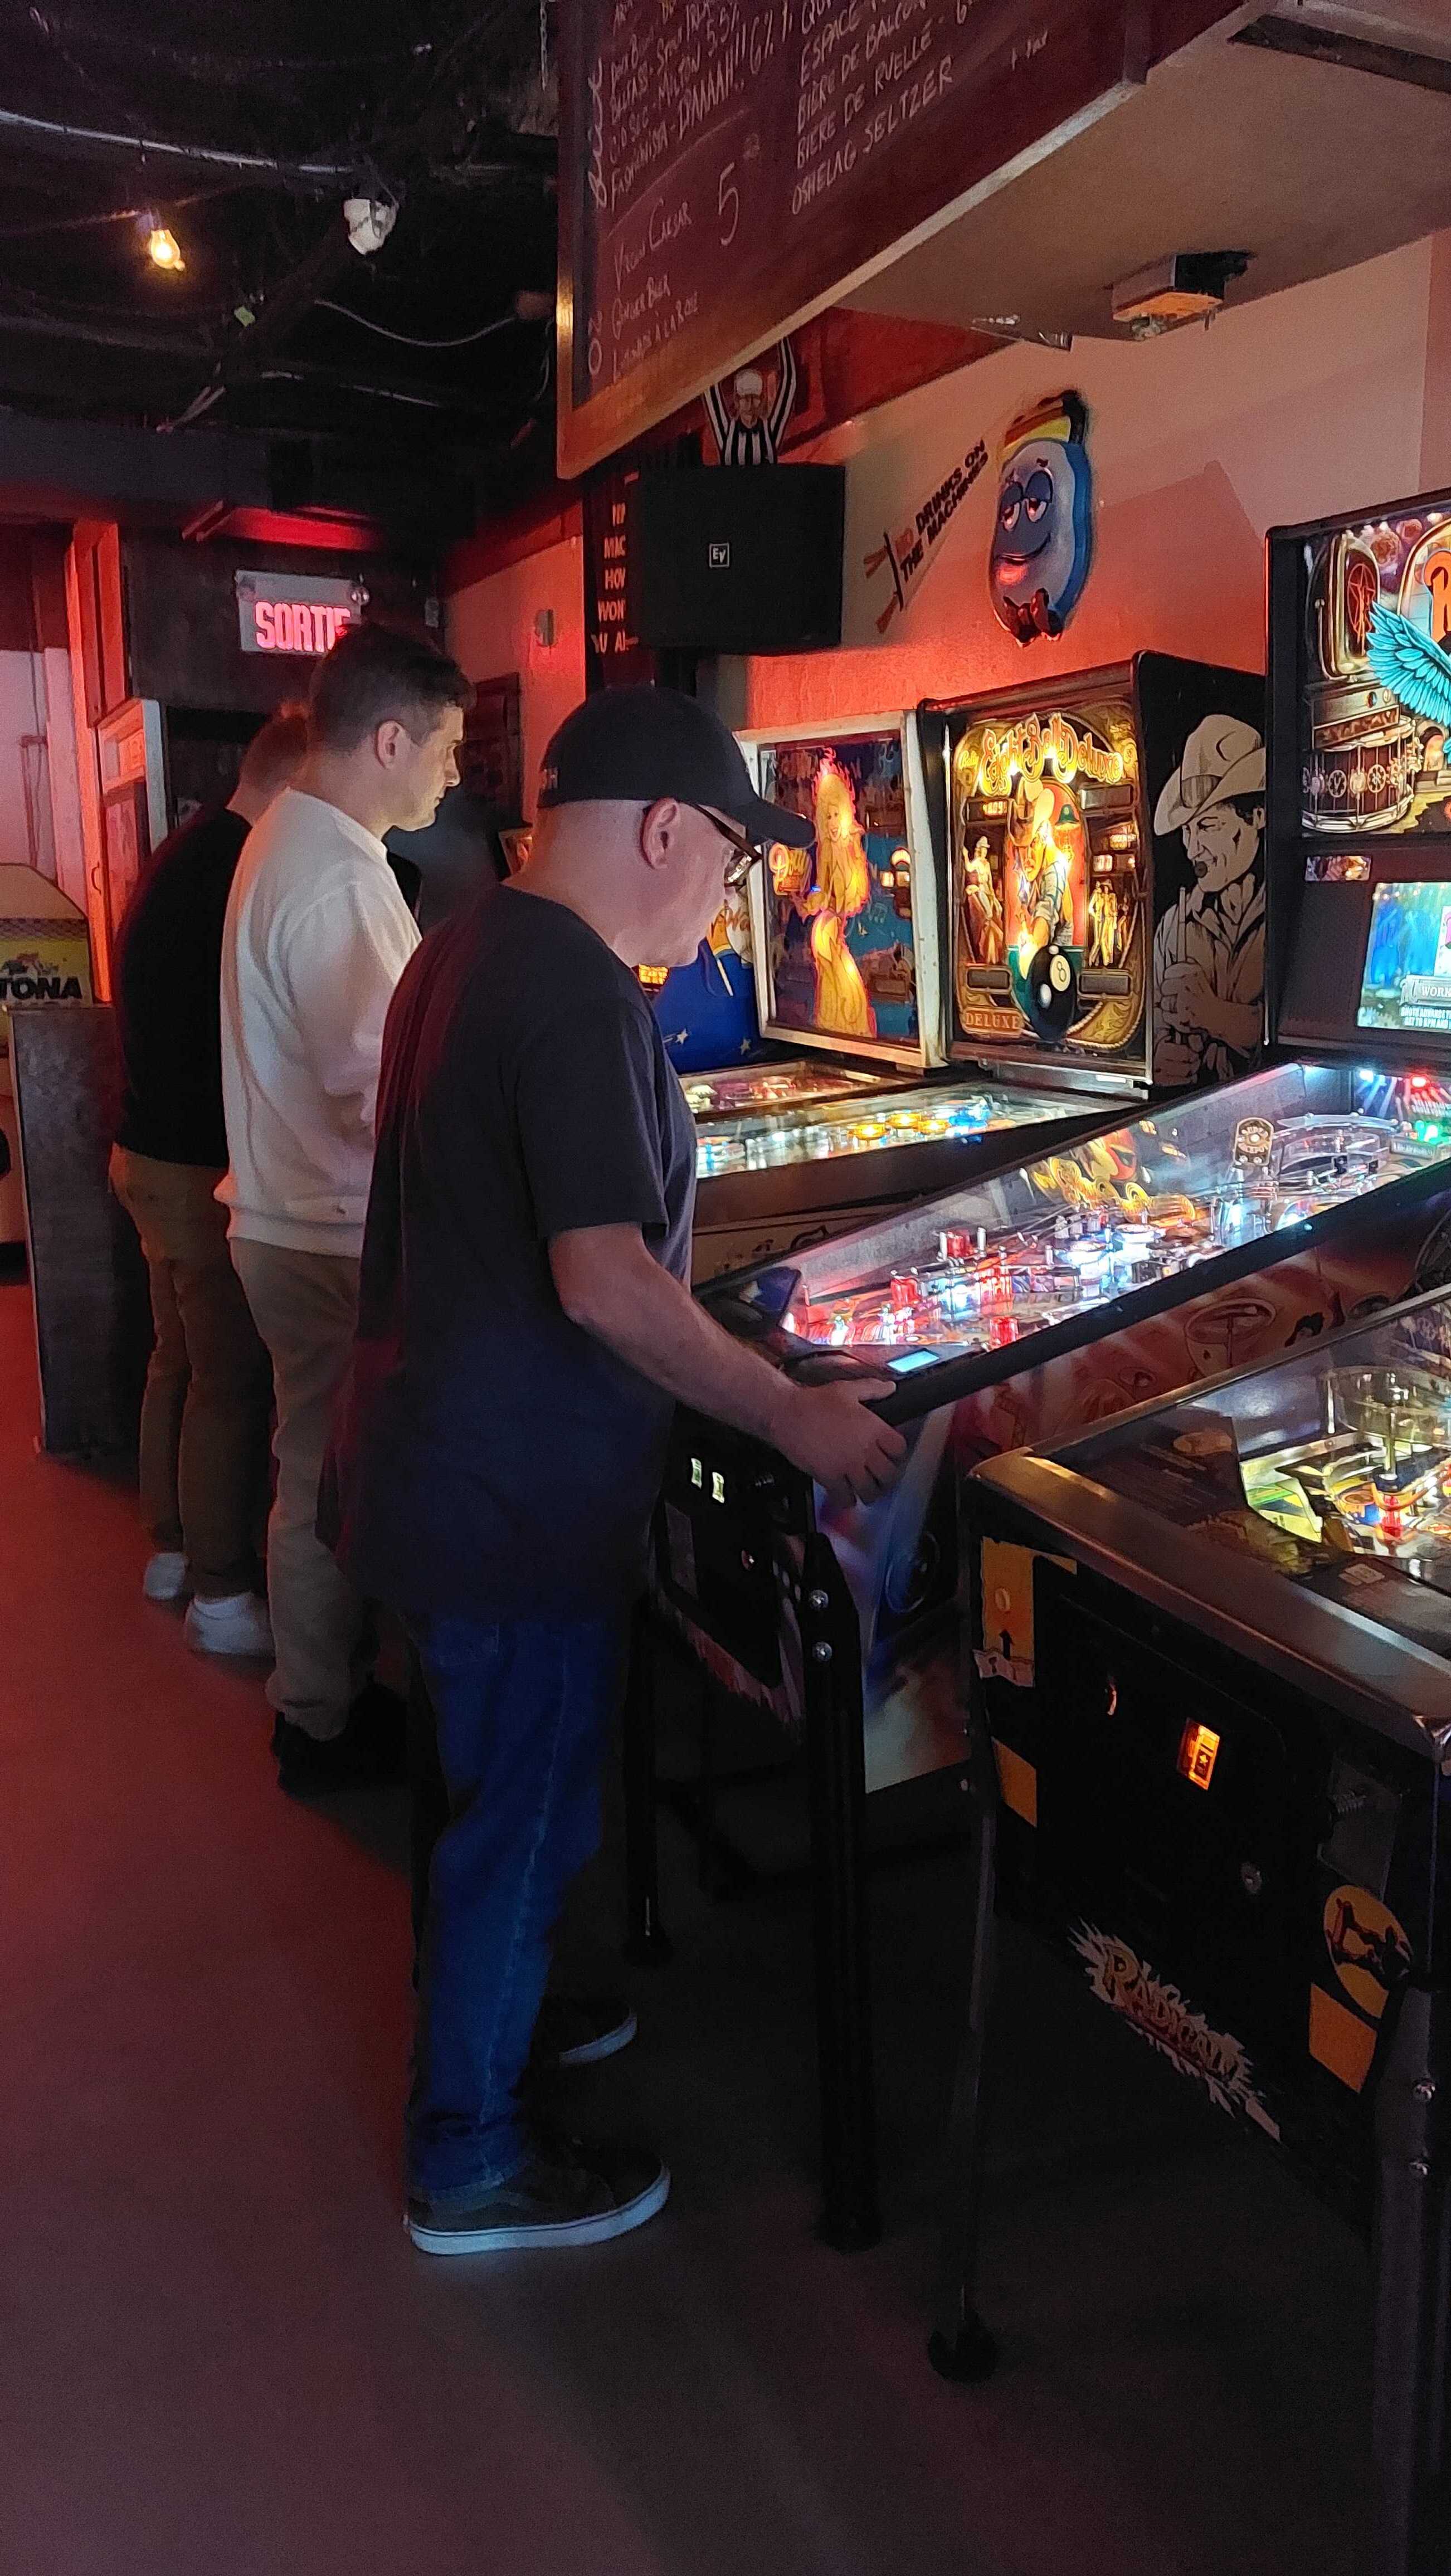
[
  {"x1": 326, "y1": 884, "x2": 697, "y2": 1619},
  {"x1": 114, "y1": 804, "x2": 248, "y2": 1167}
]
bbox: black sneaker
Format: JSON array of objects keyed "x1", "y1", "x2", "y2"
[
  {"x1": 347, "y1": 1680, "x2": 407, "y2": 1772},
  {"x1": 406, "y1": 2140, "x2": 669, "y2": 2255},
  {"x1": 532, "y1": 1995, "x2": 637, "y2": 2070},
  {"x1": 272, "y1": 1695, "x2": 403, "y2": 1796}
]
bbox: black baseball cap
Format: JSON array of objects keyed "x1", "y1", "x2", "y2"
[{"x1": 537, "y1": 685, "x2": 815, "y2": 848}]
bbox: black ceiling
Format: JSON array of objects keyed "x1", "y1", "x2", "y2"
[{"x1": 0, "y1": 0, "x2": 559, "y2": 509}]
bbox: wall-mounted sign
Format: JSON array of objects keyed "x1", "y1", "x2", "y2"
[
  {"x1": 989, "y1": 391, "x2": 1094, "y2": 647},
  {"x1": 582, "y1": 465, "x2": 656, "y2": 692},
  {"x1": 864, "y1": 434, "x2": 989, "y2": 634},
  {"x1": 235, "y1": 569, "x2": 367, "y2": 657}
]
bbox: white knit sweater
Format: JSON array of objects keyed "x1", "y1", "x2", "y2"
[{"x1": 218, "y1": 789, "x2": 419, "y2": 1256}]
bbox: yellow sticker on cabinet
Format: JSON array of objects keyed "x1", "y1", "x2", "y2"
[
  {"x1": 1308, "y1": 1984, "x2": 1376, "y2": 2091},
  {"x1": 975, "y1": 1539, "x2": 1074, "y2": 1686},
  {"x1": 992, "y1": 1740, "x2": 1038, "y2": 1827},
  {"x1": 1322, "y1": 1885, "x2": 1411, "y2": 2022}
]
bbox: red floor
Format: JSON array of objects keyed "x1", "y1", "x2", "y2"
[{"x1": 0, "y1": 1275, "x2": 1375, "y2": 2576}]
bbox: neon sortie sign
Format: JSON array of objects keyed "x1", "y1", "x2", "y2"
[
  {"x1": 975, "y1": 711, "x2": 1124, "y2": 798},
  {"x1": 235, "y1": 570, "x2": 367, "y2": 657},
  {"x1": 247, "y1": 599, "x2": 354, "y2": 653}
]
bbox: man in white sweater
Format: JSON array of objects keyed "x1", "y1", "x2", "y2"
[{"x1": 220, "y1": 623, "x2": 471, "y2": 1791}]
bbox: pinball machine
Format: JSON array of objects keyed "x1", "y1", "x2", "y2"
[
  {"x1": 944, "y1": 1289, "x2": 1451, "y2": 2576},
  {"x1": 637, "y1": 550, "x2": 1451, "y2": 2248},
  {"x1": 679, "y1": 711, "x2": 1121, "y2": 1280},
  {"x1": 683, "y1": 677, "x2": 1263, "y2": 1281},
  {"x1": 921, "y1": 479, "x2": 1451, "y2": 2576}
]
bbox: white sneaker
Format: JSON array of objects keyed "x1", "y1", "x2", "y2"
[
  {"x1": 143, "y1": 1550, "x2": 191, "y2": 1603},
  {"x1": 184, "y1": 1592, "x2": 274, "y2": 1658}
]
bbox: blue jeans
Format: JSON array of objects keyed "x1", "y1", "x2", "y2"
[{"x1": 405, "y1": 1611, "x2": 625, "y2": 2206}]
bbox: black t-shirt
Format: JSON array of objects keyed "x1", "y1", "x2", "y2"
[
  {"x1": 114, "y1": 805, "x2": 249, "y2": 1167},
  {"x1": 326, "y1": 884, "x2": 698, "y2": 1619}
]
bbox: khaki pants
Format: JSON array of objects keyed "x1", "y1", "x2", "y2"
[
  {"x1": 109, "y1": 1147, "x2": 272, "y2": 1597},
  {"x1": 231, "y1": 1237, "x2": 368, "y2": 1740}
]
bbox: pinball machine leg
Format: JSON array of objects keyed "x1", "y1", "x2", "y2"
[
  {"x1": 621, "y1": 1602, "x2": 673, "y2": 1967},
  {"x1": 928, "y1": 1680, "x2": 1001, "y2": 2384},
  {"x1": 1371, "y1": 1982, "x2": 1451, "y2": 2576},
  {"x1": 801, "y1": 1535, "x2": 880, "y2": 2252}
]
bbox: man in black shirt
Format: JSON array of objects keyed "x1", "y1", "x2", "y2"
[
  {"x1": 111, "y1": 707, "x2": 306, "y2": 1652},
  {"x1": 327, "y1": 687, "x2": 905, "y2": 2255}
]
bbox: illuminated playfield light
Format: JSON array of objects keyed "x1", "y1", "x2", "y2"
[{"x1": 144, "y1": 222, "x2": 185, "y2": 272}]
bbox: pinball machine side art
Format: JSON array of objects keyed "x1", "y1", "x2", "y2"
[
  {"x1": 1070, "y1": 1924, "x2": 1282, "y2": 2136},
  {"x1": 1148, "y1": 709, "x2": 1267, "y2": 1089}
]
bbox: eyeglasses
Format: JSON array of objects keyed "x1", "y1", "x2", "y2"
[{"x1": 692, "y1": 805, "x2": 762, "y2": 892}]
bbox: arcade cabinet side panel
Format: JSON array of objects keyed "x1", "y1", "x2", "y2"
[
  {"x1": 1136, "y1": 657, "x2": 1269, "y2": 1094},
  {"x1": 12, "y1": 1005, "x2": 149, "y2": 1454}
]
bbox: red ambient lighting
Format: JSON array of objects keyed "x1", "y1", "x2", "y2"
[{"x1": 249, "y1": 599, "x2": 354, "y2": 654}]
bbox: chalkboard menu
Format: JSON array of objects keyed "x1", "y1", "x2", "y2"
[{"x1": 558, "y1": 0, "x2": 1233, "y2": 477}]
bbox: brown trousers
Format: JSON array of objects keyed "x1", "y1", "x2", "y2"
[
  {"x1": 230, "y1": 1237, "x2": 369, "y2": 1741},
  {"x1": 109, "y1": 1148, "x2": 272, "y2": 1596}
]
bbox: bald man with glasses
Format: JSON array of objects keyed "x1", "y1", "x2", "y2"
[{"x1": 324, "y1": 685, "x2": 904, "y2": 2259}]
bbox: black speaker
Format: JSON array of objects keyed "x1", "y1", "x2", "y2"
[{"x1": 631, "y1": 465, "x2": 844, "y2": 654}]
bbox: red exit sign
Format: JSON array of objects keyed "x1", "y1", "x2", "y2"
[{"x1": 236, "y1": 569, "x2": 367, "y2": 657}]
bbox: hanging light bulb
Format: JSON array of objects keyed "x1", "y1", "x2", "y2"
[{"x1": 139, "y1": 213, "x2": 186, "y2": 272}]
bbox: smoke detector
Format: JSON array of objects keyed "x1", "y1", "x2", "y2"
[{"x1": 1112, "y1": 251, "x2": 1251, "y2": 333}]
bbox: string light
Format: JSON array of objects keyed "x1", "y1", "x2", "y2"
[{"x1": 139, "y1": 214, "x2": 186, "y2": 272}]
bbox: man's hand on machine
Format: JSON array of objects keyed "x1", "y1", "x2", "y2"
[{"x1": 773, "y1": 1376, "x2": 908, "y2": 1510}]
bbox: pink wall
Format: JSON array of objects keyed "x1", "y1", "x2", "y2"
[
  {"x1": 445, "y1": 535, "x2": 586, "y2": 817},
  {"x1": 446, "y1": 230, "x2": 1451, "y2": 773},
  {"x1": 747, "y1": 231, "x2": 1447, "y2": 726}
]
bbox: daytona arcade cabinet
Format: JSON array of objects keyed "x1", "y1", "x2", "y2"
[
  {"x1": 944, "y1": 1287, "x2": 1451, "y2": 2576},
  {"x1": 640, "y1": 570, "x2": 1451, "y2": 2240}
]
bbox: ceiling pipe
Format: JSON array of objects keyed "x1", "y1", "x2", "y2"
[{"x1": 0, "y1": 104, "x2": 357, "y2": 188}]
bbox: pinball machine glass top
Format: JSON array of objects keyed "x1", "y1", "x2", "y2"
[
  {"x1": 1057, "y1": 1286, "x2": 1451, "y2": 1642},
  {"x1": 732, "y1": 1061, "x2": 1451, "y2": 1358},
  {"x1": 681, "y1": 1062, "x2": 887, "y2": 1120},
  {"x1": 692, "y1": 1075, "x2": 1094, "y2": 1180}
]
